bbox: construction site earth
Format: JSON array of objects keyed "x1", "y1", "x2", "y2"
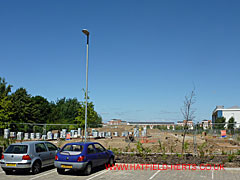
[{"x1": 1, "y1": 125, "x2": 240, "y2": 167}]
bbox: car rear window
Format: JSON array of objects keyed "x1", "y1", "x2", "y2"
[
  {"x1": 60, "y1": 145, "x2": 83, "y2": 155},
  {"x1": 4, "y1": 145, "x2": 28, "y2": 154}
]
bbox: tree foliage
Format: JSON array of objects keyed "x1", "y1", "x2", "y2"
[
  {"x1": 0, "y1": 77, "x2": 102, "y2": 132},
  {"x1": 0, "y1": 78, "x2": 13, "y2": 129},
  {"x1": 227, "y1": 117, "x2": 235, "y2": 130},
  {"x1": 75, "y1": 101, "x2": 102, "y2": 129},
  {"x1": 214, "y1": 117, "x2": 226, "y2": 130},
  {"x1": 10, "y1": 88, "x2": 33, "y2": 123},
  {"x1": 49, "y1": 98, "x2": 81, "y2": 124}
]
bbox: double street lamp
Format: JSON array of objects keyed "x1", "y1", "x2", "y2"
[{"x1": 82, "y1": 29, "x2": 89, "y2": 143}]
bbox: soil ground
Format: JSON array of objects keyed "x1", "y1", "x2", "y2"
[
  {"x1": 51, "y1": 128, "x2": 240, "y2": 155},
  {"x1": 7, "y1": 126, "x2": 240, "y2": 167}
]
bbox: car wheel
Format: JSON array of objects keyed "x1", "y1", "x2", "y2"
[
  {"x1": 108, "y1": 157, "x2": 115, "y2": 166},
  {"x1": 57, "y1": 168, "x2": 65, "y2": 174},
  {"x1": 83, "y1": 163, "x2": 92, "y2": 175},
  {"x1": 32, "y1": 162, "x2": 41, "y2": 175},
  {"x1": 4, "y1": 169, "x2": 13, "y2": 175}
]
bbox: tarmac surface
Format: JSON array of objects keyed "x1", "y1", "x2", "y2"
[{"x1": 0, "y1": 164, "x2": 240, "y2": 180}]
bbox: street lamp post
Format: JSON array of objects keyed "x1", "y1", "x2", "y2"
[{"x1": 82, "y1": 29, "x2": 89, "y2": 143}]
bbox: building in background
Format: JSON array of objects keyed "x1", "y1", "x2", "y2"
[
  {"x1": 177, "y1": 120, "x2": 194, "y2": 130},
  {"x1": 107, "y1": 119, "x2": 127, "y2": 125},
  {"x1": 127, "y1": 121, "x2": 175, "y2": 129},
  {"x1": 201, "y1": 119, "x2": 212, "y2": 130},
  {"x1": 212, "y1": 105, "x2": 240, "y2": 128}
]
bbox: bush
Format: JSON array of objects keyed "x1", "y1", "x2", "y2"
[
  {"x1": 228, "y1": 154, "x2": 235, "y2": 162},
  {"x1": 136, "y1": 141, "x2": 151, "y2": 158},
  {"x1": 0, "y1": 136, "x2": 15, "y2": 150},
  {"x1": 111, "y1": 147, "x2": 120, "y2": 155},
  {"x1": 222, "y1": 150, "x2": 227, "y2": 155},
  {"x1": 198, "y1": 142, "x2": 207, "y2": 158},
  {"x1": 184, "y1": 141, "x2": 189, "y2": 152}
]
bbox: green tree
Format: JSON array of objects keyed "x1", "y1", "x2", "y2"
[
  {"x1": 0, "y1": 78, "x2": 14, "y2": 130},
  {"x1": 0, "y1": 97, "x2": 13, "y2": 127},
  {"x1": 196, "y1": 123, "x2": 203, "y2": 130},
  {"x1": 214, "y1": 117, "x2": 226, "y2": 130},
  {"x1": 10, "y1": 88, "x2": 32, "y2": 123},
  {"x1": 30, "y1": 96, "x2": 51, "y2": 124},
  {"x1": 48, "y1": 98, "x2": 81, "y2": 124},
  {"x1": 0, "y1": 77, "x2": 12, "y2": 97},
  {"x1": 75, "y1": 101, "x2": 102, "y2": 130},
  {"x1": 175, "y1": 125, "x2": 184, "y2": 130},
  {"x1": 227, "y1": 117, "x2": 235, "y2": 133},
  {"x1": 9, "y1": 88, "x2": 34, "y2": 132}
]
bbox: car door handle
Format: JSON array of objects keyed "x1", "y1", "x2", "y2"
[{"x1": 38, "y1": 154, "x2": 41, "y2": 156}]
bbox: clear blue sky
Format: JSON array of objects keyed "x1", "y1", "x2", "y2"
[{"x1": 1, "y1": 0, "x2": 240, "y2": 123}]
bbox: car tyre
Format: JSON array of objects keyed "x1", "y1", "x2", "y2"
[
  {"x1": 32, "y1": 161, "x2": 41, "y2": 175},
  {"x1": 4, "y1": 169, "x2": 13, "y2": 175},
  {"x1": 108, "y1": 157, "x2": 115, "y2": 166},
  {"x1": 57, "y1": 168, "x2": 65, "y2": 174},
  {"x1": 83, "y1": 163, "x2": 92, "y2": 175}
]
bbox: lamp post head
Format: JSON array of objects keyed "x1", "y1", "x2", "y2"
[{"x1": 82, "y1": 29, "x2": 89, "y2": 36}]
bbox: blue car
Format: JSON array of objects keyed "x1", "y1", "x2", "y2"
[{"x1": 54, "y1": 142, "x2": 114, "y2": 175}]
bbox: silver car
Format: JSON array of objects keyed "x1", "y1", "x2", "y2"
[{"x1": 0, "y1": 141, "x2": 58, "y2": 175}]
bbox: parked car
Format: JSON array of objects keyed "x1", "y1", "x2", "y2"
[
  {"x1": 54, "y1": 142, "x2": 114, "y2": 175},
  {"x1": 0, "y1": 141, "x2": 58, "y2": 175}
]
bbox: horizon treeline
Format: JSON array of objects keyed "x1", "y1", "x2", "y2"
[{"x1": 0, "y1": 77, "x2": 102, "y2": 132}]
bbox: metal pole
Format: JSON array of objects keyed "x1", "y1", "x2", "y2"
[{"x1": 84, "y1": 34, "x2": 89, "y2": 143}]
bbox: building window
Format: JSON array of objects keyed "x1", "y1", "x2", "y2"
[{"x1": 217, "y1": 110, "x2": 222, "y2": 118}]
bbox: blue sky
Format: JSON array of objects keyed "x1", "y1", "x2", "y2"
[{"x1": 1, "y1": 0, "x2": 240, "y2": 123}]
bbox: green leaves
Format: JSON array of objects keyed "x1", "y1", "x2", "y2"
[
  {"x1": 215, "y1": 117, "x2": 226, "y2": 129},
  {"x1": 0, "y1": 77, "x2": 102, "y2": 130},
  {"x1": 75, "y1": 101, "x2": 102, "y2": 128},
  {"x1": 0, "y1": 78, "x2": 14, "y2": 128},
  {"x1": 0, "y1": 96, "x2": 14, "y2": 128},
  {"x1": 228, "y1": 117, "x2": 235, "y2": 130}
]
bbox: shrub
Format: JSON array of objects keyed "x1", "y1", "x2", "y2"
[
  {"x1": 210, "y1": 155, "x2": 215, "y2": 160},
  {"x1": 124, "y1": 146, "x2": 129, "y2": 152},
  {"x1": 228, "y1": 154, "x2": 235, "y2": 162},
  {"x1": 184, "y1": 141, "x2": 189, "y2": 152},
  {"x1": 176, "y1": 153, "x2": 182, "y2": 158},
  {"x1": 222, "y1": 150, "x2": 227, "y2": 155},
  {"x1": 111, "y1": 147, "x2": 119, "y2": 155},
  {"x1": 198, "y1": 142, "x2": 207, "y2": 158}
]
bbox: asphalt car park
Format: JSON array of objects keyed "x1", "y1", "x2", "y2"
[{"x1": 0, "y1": 164, "x2": 240, "y2": 180}]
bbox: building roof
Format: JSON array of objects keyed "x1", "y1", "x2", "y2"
[
  {"x1": 127, "y1": 122, "x2": 174, "y2": 125},
  {"x1": 177, "y1": 120, "x2": 193, "y2": 123},
  {"x1": 111, "y1": 119, "x2": 121, "y2": 121},
  {"x1": 213, "y1": 105, "x2": 240, "y2": 114},
  {"x1": 227, "y1": 105, "x2": 240, "y2": 109}
]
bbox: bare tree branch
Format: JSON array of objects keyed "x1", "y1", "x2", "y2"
[{"x1": 181, "y1": 88, "x2": 196, "y2": 155}]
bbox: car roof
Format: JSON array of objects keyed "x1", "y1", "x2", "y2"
[
  {"x1": 10, "y1": 141, "x2": 50, "y2": 145},
  {"x1": 64, "y1": 142, "x2": 98, "y2": 146}
]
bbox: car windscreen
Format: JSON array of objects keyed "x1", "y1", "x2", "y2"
[
  {"x1": 4, "y1": 145, "x2": 28, "y2": 154},
  {"x1": 60, "y1": 145, "x2": 83, "y2": 155}
]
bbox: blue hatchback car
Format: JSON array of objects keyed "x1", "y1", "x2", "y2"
[{"x1": 54, "y1": 142, "x2": 114, "y2": 175}]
